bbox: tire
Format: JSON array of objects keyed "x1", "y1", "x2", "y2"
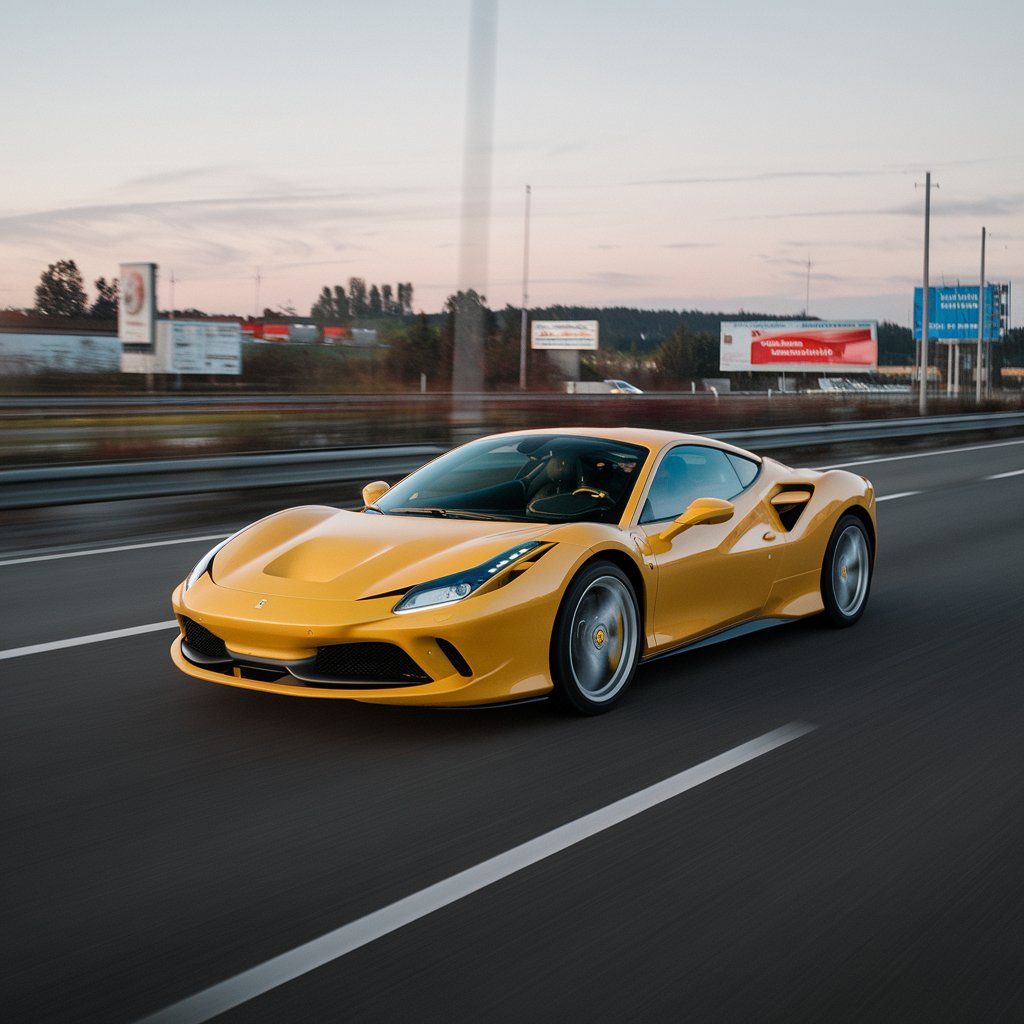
[
  {"x1": 550, "y1": 560, "x2": 641, "y2": 714},
  {"x1": 820, "y1": 514, "x2": 873, "y2": 627}
]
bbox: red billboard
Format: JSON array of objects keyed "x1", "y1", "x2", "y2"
[{"x1": 720, "y1": 321, "x2": 878, "y2": 373}]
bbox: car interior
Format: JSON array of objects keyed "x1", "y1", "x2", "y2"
[{"x1": 378, "y1": 435, "x2": 648, "y2": 523}]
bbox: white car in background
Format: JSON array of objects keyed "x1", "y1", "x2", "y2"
[
  {"x1": 605, "y1": 379, "x2": 644, "y2": 394},
  {"x1": 565, "y1": 380, "x2": 645, "y2": 395}
]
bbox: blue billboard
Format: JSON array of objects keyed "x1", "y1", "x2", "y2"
[{"x1": 913, "y1": 284, "x2": 1006, "y2": 341}]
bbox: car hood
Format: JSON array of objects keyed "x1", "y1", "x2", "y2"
[{"x1": 211, "y1": 505, "x2": 556, "y2": 602}]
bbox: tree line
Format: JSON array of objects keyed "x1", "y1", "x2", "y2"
[
  {"x1": 27, "y1": 258, "x2": 981, "y2": 372},
  {"x1": 310, "y1": 278, "x2": 413, "y2": 322}
]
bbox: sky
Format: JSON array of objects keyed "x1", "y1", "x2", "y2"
[{"x1": 1, "y1": 0, "x2": 1022, "y2": 325}]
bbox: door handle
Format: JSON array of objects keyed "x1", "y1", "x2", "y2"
[{"x1": 763, "y1": 531, "x2": 777, "y2": 542}]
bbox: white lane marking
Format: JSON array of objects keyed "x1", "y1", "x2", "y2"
[
  {"x1": 0, "y1": 534, "x2": 228, "y2": 568},
  {"x1": 875, "y1": 491, "x2": 920, "y2": 502},
  {"x1": 0, "y1": 620, "x2": 179, "y2": 661},
  {"x1": 818, "y1": 437, "x2": 1024, "y2": 470},
  {"x1": 986, "y1": 468, "x2": 1024, "y2": 479},
  {"x1": 135, "y1": 721, "x2": 816, "y2": 1024}
]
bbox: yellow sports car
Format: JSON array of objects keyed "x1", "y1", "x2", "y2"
[{"x1": 171, "y1": 428, "x2": 875, "y2": 713}]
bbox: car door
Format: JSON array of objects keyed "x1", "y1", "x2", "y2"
[{"x1": 637, "y1": 445, "x2": 782, "y2": 650}]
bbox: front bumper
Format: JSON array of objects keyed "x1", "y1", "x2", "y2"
[{"x1": 170, "y1": 571, "x2": 563, "y2": 706}]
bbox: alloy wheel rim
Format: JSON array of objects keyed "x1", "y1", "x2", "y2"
[
  {"x1": 833, "y1": 525, "x2": 869, "y2": 616},
  {"x1": 568, "y1": 576, "x2": 638, "y2": 702}
]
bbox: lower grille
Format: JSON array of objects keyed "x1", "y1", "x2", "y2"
[
  {"x1": 181, "y1": 617, "x2": 228, "y2": 659},
  {"x1": 178, "y1": 625, "x2": 431, "y2": 689},
  {"x1": 313, "y1": 642, "x2": 431, "y2": 684}
]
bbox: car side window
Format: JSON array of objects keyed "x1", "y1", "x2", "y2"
[
  {"x1": 726, "y1": 452, "x2": 759, "y2": 488},
  {"x1": 639, "y1": 446, "x2": 744, "y2": 523}
]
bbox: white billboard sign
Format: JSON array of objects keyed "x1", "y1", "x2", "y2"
[
  {"x1": 0, "y1": 333, "x2": 120, "y2": 375},
  {"x1": 531, "y1": 320, "x2": 599, "y2": 350},
  {"x1": 121, "y1": 320, "x2": 242, "y2": 376},
  {"x1": 720, "y1": 320, "x2": 878, "y2": 374},
  {"x1": 118, "y1": 262, "x2": 157, "y2": 350},
  {"x1": 168, "y1": 321, "x2": 242, "y2": 374}
]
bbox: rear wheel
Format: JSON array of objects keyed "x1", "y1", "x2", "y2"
[
  {"x1": 821, "y1": 514, "x2": 872, "y2": 626},
  {"x1": 550, "y1": 561, "x2": 640, "y2": 714}
]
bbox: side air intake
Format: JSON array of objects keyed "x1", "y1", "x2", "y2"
[{"x1": 770, "y1": 487, "x2": 814, "y2": 531}]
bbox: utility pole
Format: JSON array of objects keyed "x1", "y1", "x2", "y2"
[
  {"x1": 805, "y1": 256, "x2": 811, "y2": 316},
  {"x1": 169, "y1": 269, "x2": 176, "y2": 321},
  {"x1": 976, "y1": 226, "x2": 986, "y2": 403},
  {"x1": 254, "y1": 267, "x2": 262, "y2": 320},
  {"x1": 916, "y1": 172, "x2": 937, "y2": 414},
  {"x1": 518, "y1": 184, "x2": 531, "y2": 390}
]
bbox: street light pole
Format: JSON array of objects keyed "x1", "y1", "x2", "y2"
[
  {"x1": 976, "y1": 226, "x2": 986, "y2": 403},
  {"x1": 918, "y1": 171, "x2": 933, "y2": 415},
  {"x1": 518, "y1": 184, "x2": 531, "y2": 390}
]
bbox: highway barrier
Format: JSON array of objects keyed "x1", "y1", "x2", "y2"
[{"x1": 1, "y1": 411, "x2": 1022, "y2": 509}]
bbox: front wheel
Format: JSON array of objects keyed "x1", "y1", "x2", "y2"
[
  {"x1": 550, "y1": 561, "x2": 640, "y2": 714},
  {"x1": 821, "y1": 514, "x2": 873, "y2": 627}
]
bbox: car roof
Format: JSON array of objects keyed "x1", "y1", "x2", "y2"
[{"x1": 484, "y1": 426, "x2": 761, "y2": 462}]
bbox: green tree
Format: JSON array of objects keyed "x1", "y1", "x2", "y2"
[
  {"x1": 368, "y1": 284, "x2": 382, "y2": 317},
  {"x1": 387, "y1": 312, "x2": 440, "y2": 384},
  {"x1": 311, "y1": 284, "x2": 353, "y2": 324},
  {"x1": 444, "y1": 289, "x2": 496, "y2": 390},
  {"x1": 34, "y1": 259, "x2": 87, "y2": 317},
  {"x1": 654, "y1": 324, "x2": 718, "y2": 383},
  {"x1": 89, "y1": 276, "x2": 118, "y2": 320},
  {"x1": 348, "y1": 277, "x2": 368, "y2": 317},
  {"x1": 484, "y1": 305, "x2": 525, "y2": 388},
  {"x1": 310, "y1": 286, "x2": 334, "y2": 322},
  {"x1": 876, "y1": 320, "x2": 914, "y2": 365},
  {"x1": 332, "y1": 285, "x2": 349, "y2": 321},
  {"x1": 381, "y1": 283, "x2": 394, "y2": 316}
]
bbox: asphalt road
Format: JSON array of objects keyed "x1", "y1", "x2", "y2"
[{"x1": 2, "y1": 438, "x2": 1023, "y2": 1022}]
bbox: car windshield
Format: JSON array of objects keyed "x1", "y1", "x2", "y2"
[{"x1": 375, "y1": 434, "x2": 648, "y2": 524}]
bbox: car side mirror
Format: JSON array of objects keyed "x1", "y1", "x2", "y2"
[
  {"x1": 362, "y1": 480, "x2": 390, "y2": 506},
  {"x1": 659, "y1": 497, "x2": 735, "y2": 542}
]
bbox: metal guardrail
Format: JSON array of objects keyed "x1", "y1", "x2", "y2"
[
  {"x1": 0, "y1": 445, "x2": 446, "y2": 509},
  {"x1": 1, "y1": 412, "x2": 1022, "y2": 509},
  {"x1": 713, "y1": 410, "x2": 1024, "y2": 450}
]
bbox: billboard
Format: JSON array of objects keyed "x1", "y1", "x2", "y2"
[
  {"x1": 720, "y1": 321, "x2": 878, "y2": 373},
  {"x1": 167, "y1": 321, "x2": 242, "y2": 374},
  {"x1": 0, "y1": 333, "x2": 120, "y2": 375},
  {"x1": 121, "y1": 321, "x2": 241, "y2": 375},
  {"x1": 912, "y1": 284, "x2": 1008, "y2": 341},
  {"x1": 118, "y1": 262, "x2": 157, "y2": 350},
  {"x1": 531, "y1": 320, "x2": 599, "y2": 350}
]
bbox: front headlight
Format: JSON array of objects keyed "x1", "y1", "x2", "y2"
[
  {"x1": 183, "y1": 532, "x2": 241, "y2": 592},
  {"x1": 393, "y1": 541, "x2": 541, "y2": 614}
]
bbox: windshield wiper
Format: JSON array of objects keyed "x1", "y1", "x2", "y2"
[
  {"x1": 385, "y1": 507, "x2": 502, "y2": 521},
  {"x1": 385, "y1": 506, "x2": 449, "y2": 517}
]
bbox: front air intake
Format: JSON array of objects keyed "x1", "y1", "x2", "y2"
[
  {"x1": 313, "y1": 642, "x2": 432, "y2": 684},
  {"x1": 181, "y1": 617, "x2": 229, "y2": 659},
  {"x1": 436, "y1": 638, "x2": 472, "y2": 677}
]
